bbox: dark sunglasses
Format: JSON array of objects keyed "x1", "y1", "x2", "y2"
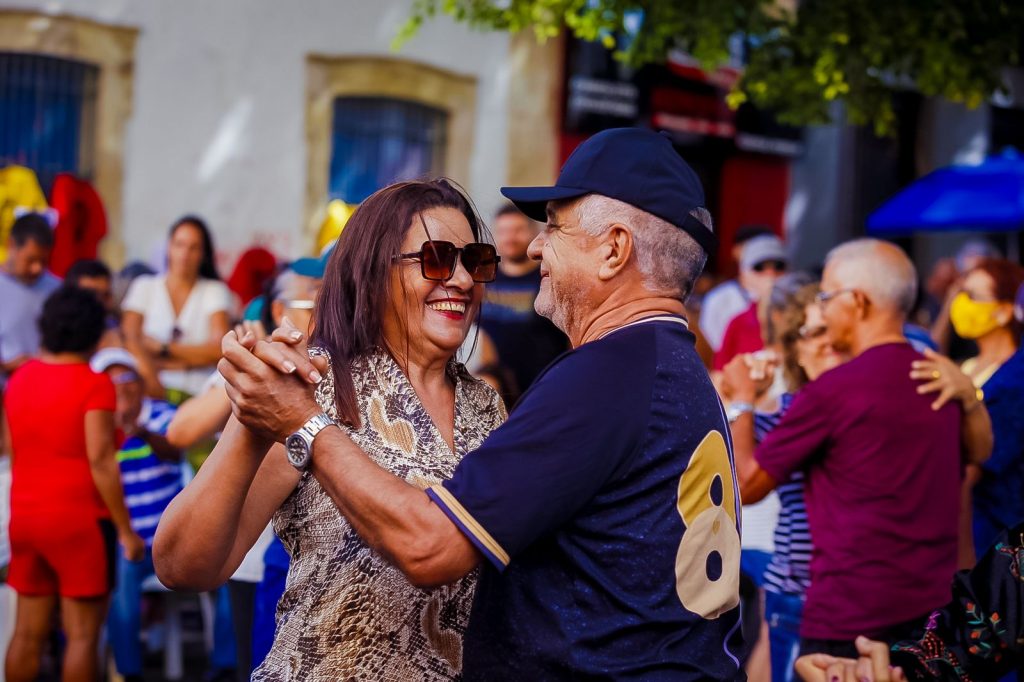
[
  {"x1": 753, "y1": 259, "x2": 787, "y2": 273},
  {"x1": 395, "y1": 240, "x2": 501, "y2": 283}
]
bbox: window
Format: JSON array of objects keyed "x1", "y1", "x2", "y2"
[
  {"x1": 329, "y1": 97, "x2": 448, "y2": 204},
  {"x1": 0, "y1": 52, "x2": 98, "y2": 192}
]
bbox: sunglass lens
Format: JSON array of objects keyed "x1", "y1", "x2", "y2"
[
  {"x1": 464, "y1": 244, "x2": 498, "y2": 282},
  {"x1": 421, "y1": 241, "x2": 457, "y2": 281}
]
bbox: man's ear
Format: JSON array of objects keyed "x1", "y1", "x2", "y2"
[{"x1": 597, "y1": 224, "x2": 633, "y2": 281}]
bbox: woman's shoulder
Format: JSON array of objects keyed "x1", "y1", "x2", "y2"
[{"x1": 455, "y1": 364, "x2": 508, "y2": 425}]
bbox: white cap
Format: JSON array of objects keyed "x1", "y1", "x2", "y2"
[
  {"x1": 90, "y1": 347, "x2": 139, "y2": 374},
  {"x1": 739, "y1": 234, "x2": 788, "y2": 271}
]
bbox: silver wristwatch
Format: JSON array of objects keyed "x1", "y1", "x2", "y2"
[
  {"x1": 726, "y1": 401, "x2": 755, "y2": 424},
  {"x1": 285, "y1": 412, "x2": 336, "y2": 470}
]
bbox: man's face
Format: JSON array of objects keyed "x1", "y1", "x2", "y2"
[
  {"x1": 274, "y1": 275, "x2": 323, "y2": 336},
  {"x1": 108, "y1": 366, "x2": 143, "y2": 432},
  {"x1": 494, "y1": 212, "x2": 537, "y2": 264},
  {"x1": 76, "y1": 275, "x2": 114, "y2": 312},
  {"x1": 7, "y1": 239, "x2": 51, "y2": 284},
  {"x1": 741, "y1": 259, "x2": 786, "y2": 301},
  {"x1": 527, "y1": 200, "x2": 597, "y2": 333},
  {"x1": 818, "y1": 263, "x2": 859, "y2": 354}
]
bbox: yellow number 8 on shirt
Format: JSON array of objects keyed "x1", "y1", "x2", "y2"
[{"x1": 674, "y1": 430, "x2": 742, "y2": 619}]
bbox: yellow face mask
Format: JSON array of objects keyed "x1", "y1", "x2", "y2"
[{"x1": 949, "y1": 292, "x2": 1003, "y2": 339}]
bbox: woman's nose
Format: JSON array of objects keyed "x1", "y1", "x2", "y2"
[{"x1": 445, "y1": 255, "x2": 475, "y2": 290}]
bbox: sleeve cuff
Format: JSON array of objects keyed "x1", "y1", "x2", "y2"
[{"x1": 426, "y1": 484, "x2": 510, "y2": 571}]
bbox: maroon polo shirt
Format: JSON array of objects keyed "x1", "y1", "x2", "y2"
[{"x1": 755, "y1": 342, "x2": 961, "y2": 641}]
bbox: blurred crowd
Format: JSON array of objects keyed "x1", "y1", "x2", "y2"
[{"x1": 0, "y1": 196, "x2": 1023, "y2": 681}]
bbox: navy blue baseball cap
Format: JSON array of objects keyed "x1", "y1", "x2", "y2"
[{"x1": 500, "y1": 127, "x2": 716, "y2": 254}]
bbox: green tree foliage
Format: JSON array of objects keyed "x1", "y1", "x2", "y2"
[{"x1": 395, "y1": 0, "x2": 1024, "y2": 134}]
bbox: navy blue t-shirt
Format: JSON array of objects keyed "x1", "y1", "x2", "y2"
[{"x1": 427, "y1": 317, "x2": 744, "y2": 680}]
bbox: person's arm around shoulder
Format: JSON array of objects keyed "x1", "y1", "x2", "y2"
[{"x1": 910, "y1": 349, "x2": 992, "y2": 466}]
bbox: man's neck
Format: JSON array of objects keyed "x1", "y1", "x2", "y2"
[
  {"x1": 849, "y1": 318, "x2": 907, "y2": 357},
  {"x1": 570, "y1": 294, "x2": 687, "y2": 348},
  {"x1": 499, "y1": 258, "x2": 539, "y2": 278}
]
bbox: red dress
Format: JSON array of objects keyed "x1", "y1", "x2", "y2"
[{"x1": 5, "y1": 360, "x2": 118, "y2": 597}]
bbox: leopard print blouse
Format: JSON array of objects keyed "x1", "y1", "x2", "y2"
[{"x1": 252, "y1": 347, "x2": 506, "y2": 681}]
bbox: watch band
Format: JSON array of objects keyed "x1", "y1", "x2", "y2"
[
  {"x1": 726, "y1": 401, "x2": 755, "y2": 423},
  {"x1": 299, "y1": 412, "x2": 336, "y2": 442}
]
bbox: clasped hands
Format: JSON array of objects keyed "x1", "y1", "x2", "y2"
[{"x1": 218, "y1": 317, "x2": 329, "y2": 444}]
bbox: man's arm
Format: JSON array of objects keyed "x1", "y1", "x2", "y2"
[{"x1": 309, "y1": 428, "x2": 481, "y2": 587}]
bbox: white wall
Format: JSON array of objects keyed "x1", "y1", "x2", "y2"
[{"x1": 6, "y1": 0, "x2": 513, "y2": 268}]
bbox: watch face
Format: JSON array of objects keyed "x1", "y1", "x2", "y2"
[{"x1": 285, "y1": 433, "x2": 310, "y2": 468}]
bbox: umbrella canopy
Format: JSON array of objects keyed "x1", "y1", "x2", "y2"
[{"x1": 867, "y1": 148, "x2": 1024, "y2": 236}]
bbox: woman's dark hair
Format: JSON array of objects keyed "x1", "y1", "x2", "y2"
[
  {"x1": 169, "y1": 215, "x2": 220, "y2": 280},
  {"x1": 972, "y1": 257, "x2": 1024, "y2": 342},
  {"x1": 311, "y1": 178, "x2": 485, "y2": 426},
  {"x1": 39, "y1": 286, "x2": 107, "y2": 354}
]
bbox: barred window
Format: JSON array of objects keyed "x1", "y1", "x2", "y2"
[
  {"x1": 329, "y1": 97, "x2": 447, "y2": 204},
  {"x1": 0, "y1": 52, "x2": 98, "y2": 191}
]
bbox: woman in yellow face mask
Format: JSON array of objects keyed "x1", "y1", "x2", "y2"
[{"x1": 946, "y1": 258, "x2": 1024, "y2": 559}]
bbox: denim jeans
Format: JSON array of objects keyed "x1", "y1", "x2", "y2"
[
  {"x1": 107, "y1": 548, "x2": 155, "y2": 675},
  {"x1": 764, "y1": 590, "x2": 803, "y2": 682},
  {"x1": 107, "y1": 549, "x2": 236, "y2": 675}
]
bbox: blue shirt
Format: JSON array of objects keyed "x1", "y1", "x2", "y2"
[
  {"x1": 117, "y1": 398, "x2": 181, "y2": 546},
  {"x1": 973, "y1": 349, "x2": 1024, "y2": 554},
  {"x1": 0, "y1": 270, "x2": 60, "y2": 388},
  {"x1": 428, "y1": 317, "x2": 744, "y2": 680}
]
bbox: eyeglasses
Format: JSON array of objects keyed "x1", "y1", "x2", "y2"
[
  {"x1": 815, "y1": 288, "x2": 857, "y2": 306},
  {"x1": 395, "y1": 241, "x2": 501, "y2": 283},
  {"x1": 797, "y1": 324, "x2": 828, "y2": 340},
  {"x1": 753, "y1": 260, "x2": 787, "y2": 273}
]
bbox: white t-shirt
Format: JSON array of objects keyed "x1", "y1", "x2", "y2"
[
  {"x1": 232, "y1": 523, "x2": 275, "y2": 583},
  {"x1": 122, "y1": 274, "x2": 233, "y2": 396}
]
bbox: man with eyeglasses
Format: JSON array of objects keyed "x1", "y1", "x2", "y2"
[
  {"x1": 713, "y1": 234, "x2": 789, "y2": 371},
  {"x1": 737, "y1": 238, "x2": 991, "y2": 662},
  {"x1": 218, "y1": 128, "x2": 746, "y2": 679}
]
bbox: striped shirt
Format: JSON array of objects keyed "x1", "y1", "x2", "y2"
[
  {"x1": 755, "y1": 394, "x2": 813, "y2": 597},
  {"x1": 117, "y1": 398, "x2": 181, "y2": 546}
]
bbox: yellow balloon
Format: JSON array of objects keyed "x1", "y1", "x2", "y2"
[{"x1": 316, "y1": 200, "x2": 356, "y2": 254}]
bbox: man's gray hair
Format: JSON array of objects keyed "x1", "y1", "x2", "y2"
[
  {"x1": 574, "y1": 194, "x2": 708, "y2": 301},
  {"x1": 824, "y1": 238, "x2": 917, "y2": 314}
]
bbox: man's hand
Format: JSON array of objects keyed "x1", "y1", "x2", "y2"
[
  {"x1": 911, "y1": 348, "x2": 979, "y2": 411},
  {"x1": 795, "y1": 637, "x2": 906, "y2": 682},
  {"x1": 721, "y1": 351, "x2": 777, "y2": 402},
  {"x1": 218, "y1": 321, "x2": 324, "y2": 443}
]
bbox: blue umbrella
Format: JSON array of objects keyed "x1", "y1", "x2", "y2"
[{"x1": 867, "y1": 148, "x2": 1024, "y2": 259}]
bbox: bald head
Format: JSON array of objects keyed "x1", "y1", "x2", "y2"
[{"x1": 824, "y1": 239, "x2": 917, "y2": 316}]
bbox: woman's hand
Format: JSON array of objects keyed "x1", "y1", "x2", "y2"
[
  {"x1": 120, "y1": 529, "x2": 146, "y2": 562},
  {"x1": 795, "y1": 637, "x2": 906, "y2": 681},
  {"x1": 721, "y1": 351, "x2": 777, "y2": 403},
  {"x1": 218, "y1": 320, "x2": 326, "y2": 443},
  {"x1": 910, "y1": 348, "x2": 980, "y2": 411}
]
